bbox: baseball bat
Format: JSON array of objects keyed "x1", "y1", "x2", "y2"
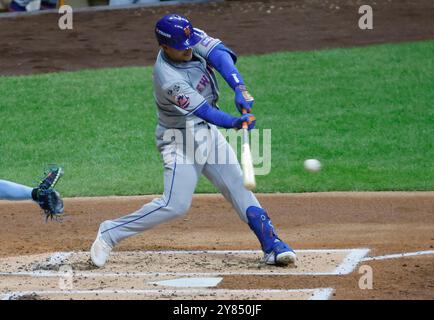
[{"x1": 241, "y1": 110, "x2": 256, "y2": 190}]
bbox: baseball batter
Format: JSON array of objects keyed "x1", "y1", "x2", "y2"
[{"x1": 91, "y1": 14, "x2": 296, "y2": 267}]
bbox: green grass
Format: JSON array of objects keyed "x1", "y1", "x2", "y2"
[{"x1": 1, "y1": 40, "x2": 433, "y2": 196}]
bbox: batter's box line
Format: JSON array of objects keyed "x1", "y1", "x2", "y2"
[
  {"x1": 0, "y1": 288, "x2": 335, "y2": 301},
  {"x1": 0, "y1": 248, "x2": 370, "y2": 277}
]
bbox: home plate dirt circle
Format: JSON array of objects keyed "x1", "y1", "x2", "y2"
[{"x1": 0, "y1": 249, "x2": 369, "y2": 300}]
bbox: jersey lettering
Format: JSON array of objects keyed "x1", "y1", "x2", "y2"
[
  {"x1": 196, "y1": 74, "x2": 210, "y2": 93},
  {"x1": 200, "y1": 36, "x2": 212, "y2": 47}
]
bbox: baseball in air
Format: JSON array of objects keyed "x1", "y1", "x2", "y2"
[{"x1": 304, "y1": 159, "x2": 321, "y2": 172}]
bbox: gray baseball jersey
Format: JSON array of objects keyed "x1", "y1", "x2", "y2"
[{"x1": 153, "y1": 29, "x2": 222, "y2": 128}]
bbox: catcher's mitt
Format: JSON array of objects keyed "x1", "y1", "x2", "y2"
[
  {"x1": 31, "y1": 166, "x2": 65, "y2": 221},
  {"x1": 35, "y1": 189, "x2": 64, "y2": 221}
]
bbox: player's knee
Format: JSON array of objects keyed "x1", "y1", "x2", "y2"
[
  {"x1": 166, "y1": 191, "x2": 193, "y2": 217},
  {"x1": 99, "y1": 220, "x2": 112, "y2": 233},
  {"x1": 170, "y1": 201, "x2": 191, "y2": 217}
]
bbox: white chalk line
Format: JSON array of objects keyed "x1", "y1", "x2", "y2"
[
  {"x1": 361, "y1": 250, "x2": 434, "y2": 262},
  {"x1": 333, "y1": 248, "x2": 370, "y2": 275},
  {"x1": 0, "y1": 288, "x2": 335, "y2": 301},
  {"x1": 0, "y1": 249, "x2": 369, "y2": 277},
  {"x1": 309, "y1": 288, "x2": 335, "y2": 300},
  {"x1": 2, "y1": 248, "x2": 367, "y2": 261},
  {"x1": 115, "y1": 249, "x2": 366, "y2": 254},
  {"x1": 0, "y1": 271, "x2": 354, "y2": 277}
]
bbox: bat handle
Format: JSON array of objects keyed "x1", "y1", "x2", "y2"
[{"x1": 242, "y1": 109, "x2": 248, "y2": 130}]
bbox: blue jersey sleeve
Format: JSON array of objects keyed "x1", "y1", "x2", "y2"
[
  {"x1": 207, "y1": 43, "x2": 244, "y2": 90},
  {"x1": 193, "y1": 101, "x2": 237, "y2": 129}
]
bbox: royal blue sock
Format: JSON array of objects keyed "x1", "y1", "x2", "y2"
[{"x1": 246, "y1": 206, "x2": 279, "y2": 253}]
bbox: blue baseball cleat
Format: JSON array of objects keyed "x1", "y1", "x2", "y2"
[{"x1": 263, "y1": 239, "x2": 297, "y2": 266}]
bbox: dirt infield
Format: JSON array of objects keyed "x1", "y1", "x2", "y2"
[
  {"x1": 1, "y1": 193, "x2": 433, "y2": 299},
  {"x1": 0, "y1": 0, "x2": 434, "y2": 75}
]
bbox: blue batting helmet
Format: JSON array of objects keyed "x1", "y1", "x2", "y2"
[{"x1": 155, "y1": 14, "x2": 202, "y2": 50}]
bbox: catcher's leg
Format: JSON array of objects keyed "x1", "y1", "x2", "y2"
[{"x1": 202, "y1": 128, "x2": 296, "y2": 265}]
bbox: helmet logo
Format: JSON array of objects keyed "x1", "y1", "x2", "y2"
[
  {"x1": 156, "y1": 28, "x2": 172, "y2": 38},
  {"x1": 183, "y1": 26, "x2": 191, "y2": 37}
]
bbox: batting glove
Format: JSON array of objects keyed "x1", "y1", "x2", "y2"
[
  {"x1": 232, "y1": 113, "x2": 256, "y2": 131},
  {"x1": 235, "y1": 85, "x2": 254, "y2": 114}
]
